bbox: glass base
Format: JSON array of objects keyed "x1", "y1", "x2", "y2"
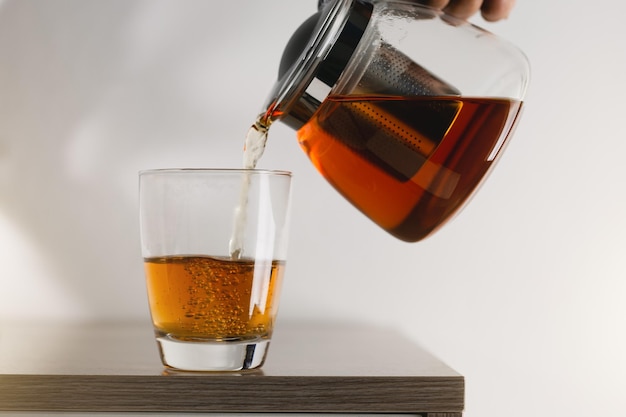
[{"x1": 156, "y1": 335, "x2": 270, "y2": 371}]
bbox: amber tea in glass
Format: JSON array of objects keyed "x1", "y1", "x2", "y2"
[{"x1": 139, "y1": 169, "x2": 292, "y2": 371}]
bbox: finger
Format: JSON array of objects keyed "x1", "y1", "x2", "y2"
[
  {"x1": 481, "y1": 0, "x2": 516, "y2": 21},
  {"x1": 443, "y1": 0, "x2": 483, "y2": 20}
]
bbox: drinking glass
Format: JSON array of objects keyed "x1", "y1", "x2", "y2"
[{"x1": 139, "y1": 169, "x2": 292, "y2": 371}]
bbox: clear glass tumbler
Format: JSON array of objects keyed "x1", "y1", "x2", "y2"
[{"x1": 139, "y1": 169, "x2": 292, "y2": 371}]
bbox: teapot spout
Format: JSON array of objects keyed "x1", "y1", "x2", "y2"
[{"x1": 262, "y1": 0, "x2": 372, "y2": 130}]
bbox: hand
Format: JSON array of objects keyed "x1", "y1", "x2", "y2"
[
  {"x1": 415, "y1": 0, "x2": 515, "y2": 21},
  {"x1": 318, "y1": 0, "x2": 515, "y2": 22}
]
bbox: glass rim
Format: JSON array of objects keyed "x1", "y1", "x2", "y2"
[{"x1": 139, "y1": 168, "x2": 292, "y2": 177}]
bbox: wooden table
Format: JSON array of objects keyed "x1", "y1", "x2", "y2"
[{"x1": 0, "y1": 320, "x2": 464, "y2": 416}]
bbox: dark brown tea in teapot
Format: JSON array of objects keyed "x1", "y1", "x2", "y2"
[
  {"x1": 241, "y1": 92, "x2": 521, "y2": 243},
  {"x1": 295, "y1": 94, "x2": 522, "y2": 241}
]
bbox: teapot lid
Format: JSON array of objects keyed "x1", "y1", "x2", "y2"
[{"x1": 263, "y1": 0, "x2": 372, "y2": 130}]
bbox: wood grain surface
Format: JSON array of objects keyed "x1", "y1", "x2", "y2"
[{"x1": 0, "y1": 320, "x2": 464, "y2": 414}]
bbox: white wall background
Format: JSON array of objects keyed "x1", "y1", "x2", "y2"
[{"x1": 1, "y1": 0, "x2": 625, "y2": 416}]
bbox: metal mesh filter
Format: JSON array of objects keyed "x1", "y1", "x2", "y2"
[
  {"x1": 355, "y1": 41, "x2": 460, "y2": 96},
  {"x1": 324, "y1": 42, "x2": 461, "y2": 181}
]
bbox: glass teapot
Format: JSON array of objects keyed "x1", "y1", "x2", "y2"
[{"x1": 260, "y1": 0, "x2": 530, "y2": 242}]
